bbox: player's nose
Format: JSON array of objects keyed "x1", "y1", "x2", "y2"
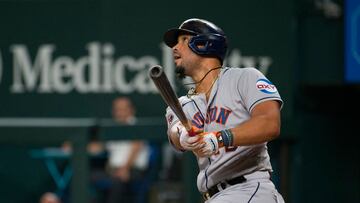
[{"x1": 172, "y1": 43, "x2": 179, "y2": 51}]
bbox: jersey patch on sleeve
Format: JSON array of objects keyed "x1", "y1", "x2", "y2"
[
  {"x1": 256, "y1": 79, "x2": 278, "y2": 94},
  {"x1": 167, "y1": 114, "x2": 174, "y2": 125}
]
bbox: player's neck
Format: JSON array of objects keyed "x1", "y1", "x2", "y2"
[{"x1": 194, "y1": 67, "x2": 221, "y2": 94}]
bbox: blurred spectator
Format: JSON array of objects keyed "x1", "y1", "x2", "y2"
[
  {"x1": 39, "y1": 192, "x2": 61, "y2": 203},
  {"x1": 105, "y1": 97, "x2": 150, "y2": 203},
  {"x1": 57, "y1": 97, "x2": 151, "y2": 203}
]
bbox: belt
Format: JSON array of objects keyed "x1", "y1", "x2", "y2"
[{"x1": 203, "y1": 175, "x2": 247, "y2": 200}]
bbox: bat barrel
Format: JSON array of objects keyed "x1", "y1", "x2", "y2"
[{"x1": 148, "y1": 65, "x2": 193, "y2": 134}]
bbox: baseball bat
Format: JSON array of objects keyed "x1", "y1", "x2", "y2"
[{"x1": 149, "y1": 65, "x2": 195, "y2": 136}]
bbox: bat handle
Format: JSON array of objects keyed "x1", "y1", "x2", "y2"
[
  {"x1": 186, "y1": 125, "x2": 198, "y2": 137},
  {"x1": 183, "y1": 120, "x2": 196, "y2": 137},
  {"x1": 187, "y1": 128, "x2": 196, "y2": 137}
]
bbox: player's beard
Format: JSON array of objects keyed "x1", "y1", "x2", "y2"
[{"x1": 175, "y1": 66, "x2": 186, "y2": 79}]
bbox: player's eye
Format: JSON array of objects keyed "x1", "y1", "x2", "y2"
[{"x1": 181, "y1": 36, "x2": 191, "y2": 43}]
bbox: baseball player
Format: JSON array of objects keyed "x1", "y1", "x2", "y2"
[{"x1": 163, "y1": 18, "x2": 285, "y2": 203}]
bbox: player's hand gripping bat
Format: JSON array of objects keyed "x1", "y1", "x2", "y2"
[{"x1": 149, "y1": 65, "x2": 196, "y2": 136}]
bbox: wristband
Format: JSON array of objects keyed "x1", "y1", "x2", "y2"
[
  {"x1": 219, "y1": 129, "x2": 234, "y2": 147},
  {"x1": 216, "y1": 131, "x2": 224, "y2": 147}
]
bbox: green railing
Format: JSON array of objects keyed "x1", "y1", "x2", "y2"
[{"x1": 0, "y1": 117, "x2": 202, "y2": 203}]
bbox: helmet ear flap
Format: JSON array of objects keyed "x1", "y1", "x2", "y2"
[
  {"x1": 188, "y1": 34, "x2": 227, "y2": 62},
  {"x1": 188, "y1": 35, "x2": 209, "y2": 52}
]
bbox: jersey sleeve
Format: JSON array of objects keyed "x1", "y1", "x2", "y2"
[
  {"x1": 165, "y1": 106, "x2": 180, "y2": 130},
  {"x1": 237, "y1": 68, "x2": 283, "y2": 112},
  {"x1": 164, "y1": 96, "x2": 189, "y2": 152},
  {"x1": 164, "y1": 95, "x2": 189, "y2": 129}
]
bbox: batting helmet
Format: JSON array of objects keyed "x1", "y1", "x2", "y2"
[{"x1": 163, "y1": 18, "x2": 228, "y2": 64}]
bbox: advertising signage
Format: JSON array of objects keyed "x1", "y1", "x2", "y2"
[{"x1": 0, "y1": 1, "x2": 294, "y2": 119}]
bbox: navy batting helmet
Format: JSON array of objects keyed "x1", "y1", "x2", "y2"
[{"x1": 163, "y1": 18, "x2": 228, "y2": 64}]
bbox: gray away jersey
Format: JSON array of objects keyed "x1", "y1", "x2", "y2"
[{"x1": 165, "y1": 67, "x2": 283, "y2": 193}]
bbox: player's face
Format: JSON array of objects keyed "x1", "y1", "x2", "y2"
[{"x1": 172, "y1": 34, "x2": 202, "y2": 78}]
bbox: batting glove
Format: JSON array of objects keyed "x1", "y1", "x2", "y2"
[
  {"x1": 194, "y1": 129, "x2": 235, "y2": 157},
  {"x1": 170, "y1": 122, "x2": 202, "y2": 151},
  {"x1": 193, "y1": 132, "x2": 220, "y2": 157},
  {"x1": 179, "y1": 129, "x2": 202, "y2": 151}
]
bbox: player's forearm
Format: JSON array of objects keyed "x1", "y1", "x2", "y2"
[
  {"x1": 227, "y1": 100, "x2": 281, "y2": 146},
  {"x1": 230, "y1": 114, "x2": 280, "y2": 146}
]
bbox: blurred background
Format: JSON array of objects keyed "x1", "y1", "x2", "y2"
[{"x1": 0, "y1": 0, "x2": 359, "y2": 202}]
